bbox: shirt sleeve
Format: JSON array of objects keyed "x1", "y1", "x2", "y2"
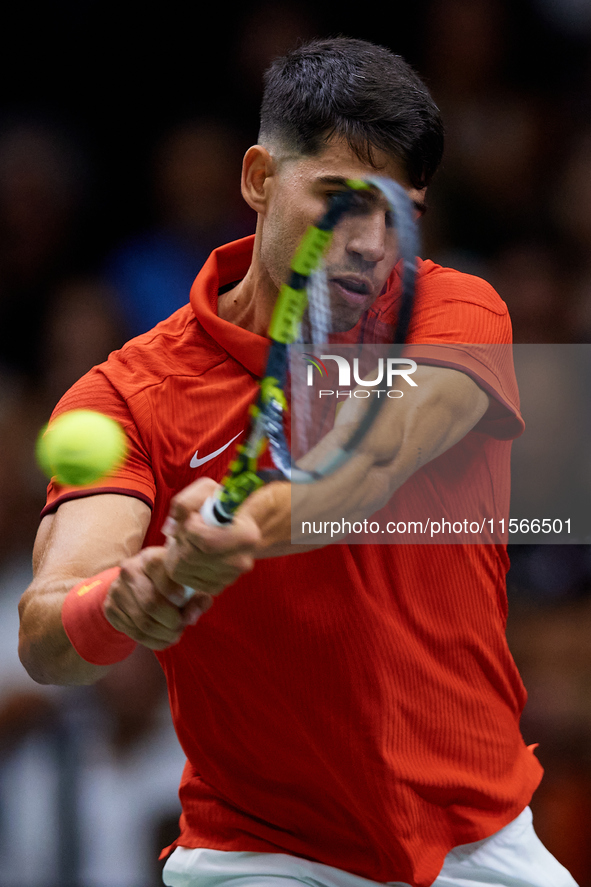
[
  {"x1": 41, "y1": 364, "x2": 156, "y2": 517},
  {"x1": 403, "y1": 266, "x2": 524, "y2": 440}
]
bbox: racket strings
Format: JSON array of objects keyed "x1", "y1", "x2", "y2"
[
  {"x1": 208, "y1": 177, "x2": 418, "y2": 525},
  {"x1": 306, "y1": 264, "x2": 332, "y2": 346},
  {"x1": 290, "y1": 176, "x2": 419, "y2": 481},
  {"x1": 291, "y1": 264, "x2": 333, "y2": 458}
]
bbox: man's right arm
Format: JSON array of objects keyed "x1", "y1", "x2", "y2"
[{"x1": 18, "y1": 494, "x2": 205, "y2": 686}]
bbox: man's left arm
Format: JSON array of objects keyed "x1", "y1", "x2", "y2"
[{"x1": 163, "y1": 364, "x2": 489, "y2": 586}]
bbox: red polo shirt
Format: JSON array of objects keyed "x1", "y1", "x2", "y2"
[{"x1": 44, "y1": 237, "x2": 542, "y2": 887}]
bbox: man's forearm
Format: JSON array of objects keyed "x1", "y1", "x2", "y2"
[
  {"x1": 242, "y1": 366, "x2": 491, "y2": 550},
  {"x1": 18, "y1": 581, "x2": 112, "y2": 685},
  {"x1": 19, "y1": 495, "x2": 153, "y2": 685},
  {"x1": 240, "y1": 480, "x2": 324, "y2": 556}
]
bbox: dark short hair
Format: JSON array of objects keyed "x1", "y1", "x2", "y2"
[{"x1": 259, "y1": 37, "x2": 444, "y2": 189}]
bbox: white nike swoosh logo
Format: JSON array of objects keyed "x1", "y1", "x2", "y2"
[{"x1": 190, "y1": 431, "x2": 242, "y2": 468}]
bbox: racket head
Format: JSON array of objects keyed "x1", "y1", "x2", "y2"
[
  {"x1": 288, "y1": 176, "x2": 420, "y2": 482},
  {"x1": 203, "y1": 176, "x2": 420, "y2": 525}
]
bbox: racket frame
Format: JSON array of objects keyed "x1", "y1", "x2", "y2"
[{"x1": 203, "y1": 177, "x2": 418, "y2": 525}]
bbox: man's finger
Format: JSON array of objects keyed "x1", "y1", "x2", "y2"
[
  {"x1": 103, "y1": 547, "x2": 213, "y2": 649},
  {"x1": 139, "y1": 546, "x2": 192, "y2": 605},
  {"x1": 108, "y1": 565, "x2": 182, "y2": 630},
  {"x1": 169, "y1": 477, "x2": 220, "y2": 523},
  {"x1": 181, "y1": 594, "x2": 213, "y2": 627}
]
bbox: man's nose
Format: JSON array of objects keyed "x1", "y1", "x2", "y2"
[{"x1": 345, "y1": 211, "x2": 389, "y2": 264}]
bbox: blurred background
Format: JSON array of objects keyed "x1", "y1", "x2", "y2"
[{"x1": 1, "y1": 0, "x2": 590, "y2": 884}]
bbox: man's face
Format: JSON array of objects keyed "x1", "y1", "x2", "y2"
[{"x1": 259, "y1": 138, "x2": 424, "y2": 333}]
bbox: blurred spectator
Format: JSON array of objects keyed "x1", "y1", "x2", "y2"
[
  {"x1": 487, "y1": 239, "x2": 577, "y2": 343},
  {"x1": 0, "y1": 267, "x2": 182, "y2": 884},
  {"x1": 0, "y1": 554, "x2": 185, "y2": 887},
  {"x1": 508, "y1": 545, "x2": 591, "y2": 604},
  {"x1": 233, "y1": 1, "x2": 319, "y2": 112},
  {"x1": 550, "y1": 127, "x2": 591, "y2": 342},
  {"x1": 531, "y1": 0, "x2": 591, "y2": 38},
  {"x1": 510, "y1": 343, "x2": 586, "y2": 514},
  {"x1": 0, "y1": 554, "x2": 64, "y2": 887},
  {"x1": 421, "y1": 0, "x2": 551, "y2": 265},
  {"x1": 551, "y1": 128, "x2": 591, "y2": 255},
  {"x1": 104, "y1": 118, "x2": 255, "y2": 337},
  {"x1": 72, "y1": 647, "x2": 186, "y2": 887},
  {"x1": 423, "y1": 0, "x2": 510, "y2": 97},
  {"x1": 0, "y1": 119, "x2": 91, "y2": 383},
  {"x1": 38, "y1": 276, "x2": 128, "y2": 408},
  {"x1": 0, "y1": 276, "x2": 128, "y2": 565},
  {"x1": 506, "y1": 592, "x2": 591, "y2": 885}
]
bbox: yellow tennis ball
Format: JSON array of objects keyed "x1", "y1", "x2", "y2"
[{"x1": 36, "y1": 410, "x2": 128, "y2": 486}]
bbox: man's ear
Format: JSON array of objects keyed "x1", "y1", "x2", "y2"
[{"x1": 241, "y1": 145, "x2": 276, "y2": 214}]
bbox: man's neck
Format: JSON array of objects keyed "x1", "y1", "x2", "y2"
[{"x1": 217, "y1": 245, "x2": 277, "y2": 337}]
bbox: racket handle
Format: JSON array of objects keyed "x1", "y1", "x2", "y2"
[
  {"x1": 180, "y1": 498, "x2": 234, "y2": 600},
  {"x1": 180, "y1": 495, "x2": 238, "y2": 602},
  {"x1": 200, "y1": 469, "x2": 265, "y2": 527},
  {"x1": 200, "y1": 494, "x2": 233, "y2": 527}
]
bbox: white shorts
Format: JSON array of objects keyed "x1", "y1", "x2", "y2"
[{"x1": 162, "y1": 807, "x2": 578, "y2": 887}]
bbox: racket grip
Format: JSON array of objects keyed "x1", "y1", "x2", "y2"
[
  {"x1": 182, "y1": 496, "x2": 237, "y2": 601},
  {"x1": 200, "y1": 495, "x2": 232, "y2": 527}
]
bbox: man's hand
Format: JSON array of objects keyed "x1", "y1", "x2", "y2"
[
  {"x1": 162, "y1": 478, "x2": 262, "y2": 595},
  {"x1": 105, "y1": 547, "x2": 213, "y2": 650}
]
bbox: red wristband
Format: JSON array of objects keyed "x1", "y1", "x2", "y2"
[{"x1": 61, "y1": 567, "x2": 137, "y2": 665}]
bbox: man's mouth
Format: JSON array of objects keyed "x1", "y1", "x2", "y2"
[{"x1": 330, "y1": 276, "x2": 373, "y2": 307}]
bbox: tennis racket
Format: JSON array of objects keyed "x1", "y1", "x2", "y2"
[{"x1": 200, "y1": 176, "x2": 419, "y2": 527}]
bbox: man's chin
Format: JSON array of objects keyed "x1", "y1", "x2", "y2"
[{"x1": 329, "y1": 310, "x2": 366, "y2": 334}]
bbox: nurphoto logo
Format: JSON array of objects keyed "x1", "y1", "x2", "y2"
[{"x1": 304, "y1": 354, "x2": 418, "y2": 399}]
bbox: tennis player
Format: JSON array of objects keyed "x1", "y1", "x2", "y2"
[{"x1": 19, "y1": 38, "x2": 577, "y2": 887}]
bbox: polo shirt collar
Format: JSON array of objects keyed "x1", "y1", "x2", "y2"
[{"x1": 190, "y1": 235, "x2": 269, "y2": 377}]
